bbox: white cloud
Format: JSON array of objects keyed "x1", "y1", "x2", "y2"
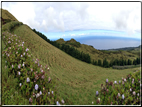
[{"x1": 2, "y1": 2, "x2": 141, "y2": 39}]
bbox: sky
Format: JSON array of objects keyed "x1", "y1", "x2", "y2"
[{"x1": 2, "y1": 2, "x2": 141, "y2": 40}]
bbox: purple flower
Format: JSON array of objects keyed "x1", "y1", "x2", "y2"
[
  {"x1": 21, "y1": 55, "x2": 23, "y2": 57},
  {"x1": 106, "y1": 79, "x2": 108, "y2": 83},
  {"x1": 26, "y1": 48, "x2": 29, "y2": 52},
  {"x1": 31, "y1": 68, "x2": 33, "y2": 72},
  {"x1": 8, "y1": 41, "x2": 11, "y2": 43},
  {"x1": 12, "y1": 64, "x2": 14, "y2": 68},
  {"x1": 23, "y1": 52, "x2": 25, "y2": 56},
  {"x1": 96, "y1": 91, "x2": 99, "y2": 96},
  {"x1": 56, "y1": 101, "x2": 60, "y2": 105},
  {"x1": 29, "y1": 98, "x2": 33, "y2": 103},
  {"x1": 35, "y1": 84, "x2": 38, "y2": 90},
  {"x1": 22, "y1": 42, "x2": 24, "y2": 44},
  {"x1": 27, "y1": 77, "x2": 30, "y2": 82},
  {"x1": 52, "y1": 91, "x2": 54, "y2": 94},
  {"x1": 41, "y1": 75, "x2": 45, "y2": 79},
  {"x1": 18, "y1": 64, "x2": 21, "y2": 69},
  {"x1": 40, "y1": 91, "x2": 42, "y2": 95},
  {"x1": 119, "y1": 80, "x2": 121, "y2": 84}
]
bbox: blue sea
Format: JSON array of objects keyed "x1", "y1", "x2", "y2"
[{"x1": 51, "y1": 36, "x2": 141, "y2": 50}]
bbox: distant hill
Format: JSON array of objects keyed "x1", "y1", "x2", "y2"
[
  {"x1": 56, "y1": 38, "x2": 140, "y2": 63},
  {"x1": 107, "y1": 45, "x2": 141, "y2": 51}
]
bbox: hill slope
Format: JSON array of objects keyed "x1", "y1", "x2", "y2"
[{"x1": 1, "y1": 9, "x2": 141, "y2": 105}]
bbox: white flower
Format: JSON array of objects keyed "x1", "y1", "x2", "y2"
[
  {"x1": 92, "y1": 101, "x2": 94, "y2": 104},
  {"x1": 114, "y1": 81, "x2": 117, "y2": 84},
  {"x1": 27, "y1": 77, "x2": 30, "y2": 82},
  {"x1": 22, "y1": 63, "x2": 24, "y2": 67},
  {"x1": 106, "y1": 79, "x2": 108, "y2": 83},
  {"x1": 98, "y1": 98, "x2": 100, "y2": 101},
  {"x1": 118, "y1": 93, "x2": 120, "y2": 97},
  {"x1": 21, "y1": 55, "x2": 23, "y2": 57},
  {"x1": 40, "y1": 91, "x2": 42, "y2": 95},
  {"x1": 122, "y1": 94, "x2": 125, "y2": 100},
  {"x1": 132, "y1": 78, "x2": 134, "y2": 81},
  {"x1": 22, "y1": 42, "x2": 24, "y2": 44},
  {"x1": 41, "y1": 69, "x2": 43, "y2": 72},
  {"x1": 19, "y1": 83, "x2": 22, "y2": 86},
  {"x1": 124, "y1": 79, "x2": 126, "y2": 82},
  {"x1": 48, "y1": 92, "x2": 50, "y2": 95},
  {"x1": 16, "y1": 43, "x2": 17, "y2": 45},
  {"x1": 18, "y1": 72, "x2": 21, "y2": 76},
  {"x1": 130, "y1": 88, "x2": 132, "y2": 92},
  {"x1": 133, "y1": 91, "x2": 136, "y2": 96},
  {"x1": 137, "y1": 93, "x2": 139, "y2": 97},
  {"x1": 52, "y1": 91, "x2": 54, "y2": 94},
  {"x1": 16, "y1": 51, "x2": 18, "y2": 54},
  {"x1": 18, "y1": 64, "x2": 21, "y2": 69},
  {"x1": 12, "y1": 64, "x2": 14, "y2": 68},
  {"x1": 22, "y1": 44, "x2": 23, "y2": 47},
  {"x1": 29, "y1": 98, "x2": 32, "y2": 103},
  {"x1": 35, "y1": 84, "x2": 38, "y2": 90},
  {"x1": 31, "y1": 68, "x2": 33, "y2": 72},
  {"x1": 23, "y1": 52, "x2": 25, "y2": 56},
  {"x1": 36, "y1": 93, "x2": 40, "y2": 98},
  {"x1": 48, "y1": 67, "x2": 50, "y2": 70},
  {"x1": 61, "y1": 99, "x2": 65, "y2": 104},
  {"x1": 5, "y1": 61, "x2": 7, "y2": 63}
]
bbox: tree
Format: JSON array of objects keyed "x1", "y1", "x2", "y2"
[{"x1": 98, "y1": 59, "x2": 102, "y2": 66}]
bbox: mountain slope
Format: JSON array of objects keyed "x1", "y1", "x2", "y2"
[
  {"x1": 1, "y1": 9, "x2": 141, "y2": 105},
  {"x1": 11, "y1": 24, "x2": 140, "y2": 104}
]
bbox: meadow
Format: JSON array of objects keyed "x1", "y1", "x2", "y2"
[{"x1": 1, "y1": 9, "x2": 141, "y2": 105}]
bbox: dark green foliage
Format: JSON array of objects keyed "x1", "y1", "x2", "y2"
[
  {"x1": 103, "y1": 58, "x2": 109, "y2": 68},
  {"x1": 98, "y1": 59, "x2": 102, "y2": 66}
]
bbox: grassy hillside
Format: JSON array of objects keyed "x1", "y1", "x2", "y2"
[
  {"x1": 56, "y1": 38, "x2": 140, "y2": 64},
  {"x1": 1, "y1": 9, "x2": 141, "y2": 105}
]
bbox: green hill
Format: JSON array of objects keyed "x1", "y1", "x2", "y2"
[
  {"x1": 1, "y1": 9, "x2": 141, "y2": 105},
  {"x1": 56, "y1": 38, "x2": 140, "y2": 64}
]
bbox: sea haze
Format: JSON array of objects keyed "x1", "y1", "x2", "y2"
[{"x1": 54, "y1": 36, "x2": 141, "y2": 50}]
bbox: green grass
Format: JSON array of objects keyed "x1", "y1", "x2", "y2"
[
  {"x1": 1, "y1": 9, "x2": 141, "y2": 105},
  {"x1": 11, "y1": 23, "x2": 140, "y2": 105}
]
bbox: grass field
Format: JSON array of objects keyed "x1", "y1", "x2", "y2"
[{"x1": 1, "y1": 9, "x2": 141, "y2": 105}]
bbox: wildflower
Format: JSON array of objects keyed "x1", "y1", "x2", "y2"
[
  {"x1": 132, "y1": 78, "x2": 134, "y2": 82},
  {"x1": 18, "y1": 64, "x2": 21, "y2": 69},
  {"x1": 12, "y1": 64, "x2": 14, "y2": 68},
  {"x1": 22, "y1": 63, "x2": 24, "y2": 67},
  {"x1": 5, "y1": 66, "x2": 7, "y2": 69},
  {"x1": 92, "y1": 101, "x2": 94, "y2": 104},
  {"x1": 5, "y1": 61, "x2": 7, "y2": 63},
  {"x1": 130, "y1": 88, "x2": 132, "y2": 92},
  {"x1": 19, "y1": 83, "x2": 22, "y2": 87},
  {"x1": 61, "y1": 99, "x2": 65, "y2": 104},
  {"x1": 21, "y1": 55, "x2": 23, "y2": 57},
  {"x1": 16, "y1": 51, "x2": 18, "y2": 54},
  {"x1": 33, "y1": 92, "x2": 35, "y2": 97},
  {"x1": 122, "y1": 94, "x2": 125, "y2": 100},
  {"x1": 48, "y1": 92, "x2": 50, "y2": 95},
  {"x1": 119, "y1": 80, "x2": 121, "y2": 84},
  {"x1": 35, "y1": 84, "x2": 38, "y2": 90},
  {"x1": 114, "y1": 81, "x2": 117, "y2": 84},
  {"x1": 23, "y1": 52, "x2": 25, "y2": 56},
  {"x1": 52, "y1": 91, "x2": 54, "y2": 94},
  {"x1": 96, "y1": 91, "x2": 99, "y2": 96},
  {"x1": 26, "y1": 48, "x2": 29, "y2": 52},
  {"x1": 27, "y1": 77, "x2": 30, "y2": 82},
  {"x1": 31, "y1": 68, "x2": 33, "y2": 72},
  {"x1": 106, "y1": 79, "x2": 108, "y2": 83},
  {"x1": 124, "y1": 79, "x2": 126, "y2": 82},
  {"x1": 48, "y1": 77, "x2": 51, "y2": 82},
  {"x1": 22, "y1": 44, "x2": 23, "y2": 47},
  {"x1": 132, "y1": 81, "x2": 134, "y2": 84},
  {"x1": 98, "y1": 98, "x2": 100, "y2": 101},
  {"x1": 40, "y1": 91, "x2": 42, "y2": 95},
  {"x1": 118, "y1": 93, "x2": 120, "y2": 97},
  {"x1": 18, "y1": 72, "x2": 21, "y2": 76},
  {"x1": 137, "y1": 93, "x2": 139, "y2": 97},
  {"x1": 122, "y1": 81, "x2": 124, "y2": 85},
  {"x1": 22, "y1": 42, "x2": 24, "y2": 44},
  {"x1": 48, "y1": 67, "x2": 50, "y2": 71},
  {"x1": 56, "y1": 101, "x2": 60, "y2": 105},
  {"x1": 29, "y1": 98, "x2": 33, "y2": 103},
  {"x1": 36, "y1": 93, "x2": 40, "y2": 98},
  {"x1": 133, "y1": 91, "x2": 136, "y2": 96},
  {"x1": 41, "y1": 69, "x2": 43, "y2": 73},
  {"x1": 8, "y1": 41, "x2": 11, "y2": 43},
  {"x1": 41, "y1": 65, "x2": 42, "y2": 67}
]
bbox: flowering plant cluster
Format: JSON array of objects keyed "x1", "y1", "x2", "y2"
[
  {"x1": 2, "y1": 31, "x2": 64, "y2": 105},
  {"x1": 92, "y1": 71, "x2": 141, "y2": 105}
]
